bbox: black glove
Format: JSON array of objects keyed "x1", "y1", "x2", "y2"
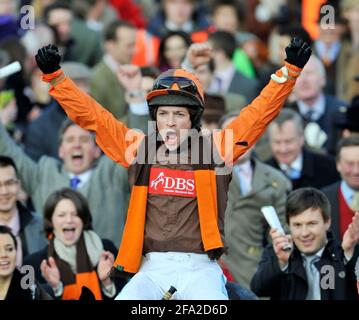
[
  {"x1": 35, "y1": 44, "x2": 61, "y2": 74},
  {"x1": 284, "y1": 37, "x2": 312, "y2": 69}
]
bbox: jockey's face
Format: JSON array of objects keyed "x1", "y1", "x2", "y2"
[{"x1": 156, "y1": 106, "x2": 192, "y2": 150}]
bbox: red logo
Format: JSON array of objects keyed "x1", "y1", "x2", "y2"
[{"x1": 149, "y1": 168, "x2": 196, "y2": 198}]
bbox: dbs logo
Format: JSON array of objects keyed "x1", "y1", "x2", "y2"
[{"x1": 149, "y1": 168, "x2": 196, "y2": 198}]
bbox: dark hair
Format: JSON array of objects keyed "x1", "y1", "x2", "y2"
[
  {"x1": 158, "y1": 31, "x2": 192, "y2": 70},
  {"x1": 43, "y1": 1, "x2": 71, "y2": 23},
  {"x1": 103, "y1": 20, "x2": 136, "y2": 42},
  {"x1": 269, "y1": 108, "x2": 304, "y2": 136},
  {"x1": 140, "y1": 66, "x2": 161, "y2": 79},
  {"x1": 285, "y1": 187, "x2": 331, "y2": 224},
  {"x1": 208, "y1": 31, "x2": 236, "y2": 59},
  {"x1": 277, "y1": 24, "x2": 312, "y2": 46},
  {"x1": 211, "y1": 0, "x2": 245, "y2": 23},
  {"x1": 58, "y1": 118, "x2": 95, "y2": 145},
  {"x1": 0, "y1": 156, "x2": 18, "y2": 175},
  {"x1": 336, "y1": 135, "x2": 359, "y2": 162},
  {"x1": 58, "y1": 118, "x2": 76, "y2": 144},
  {"x1": 43, "y1": 188, "x2": 93, "y2": 237},
  {"x1": 0, "y1": 225, "x2": 17, "y2": 250}
]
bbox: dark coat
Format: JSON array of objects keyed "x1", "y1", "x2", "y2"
[
  {"x1": 228, "y1": 71, "x2": 260, "y2": 104},
  {"x1": 250, "y1": 234, "x2": 359, "y2": 300},
  {"x1": 147, "y1": 7, "x2": 210, "y2": 38},
  {"x1": 321, "y1": 181, "x2": 342, "y2": 240},
  {"x1": 287, "y1": 95, "x2": 347, "y2": 153},
  {"x1": 4, "y1": 268, "x2": 53, "y2": 300},
  {"x1": 24, "y1": 100, "x2": 67, "y2": 161},
  {"x1": 17, "y1": 201, "x2": 47, "y2": 259},
  {"x1": 266, "y1": 148, "x2": 340, "y2": 190}
]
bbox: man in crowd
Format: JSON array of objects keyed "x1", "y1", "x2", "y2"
[
  {"x1": 207, "y1": 30, "x2": 259, "y2": 103},
  {"x1": 266, "y1": 108, "x2": 340, "y2": 190},
  {"x1": 288, "y1": 55, "x2": 347, "y2": 152},
  {"x1": 0, "y1": 119, "x2": 130, "y2": 246},
  {"x1": 322, "y1": 136, "x2": 359, "y2": 240},
  {"x1": 0, "y1": 156, "x2": 47, "y2": 267},
  {"x1": 90, "y1": 20, "x2": 136, "y2": 121},
  {"x1": 251, "y1": 187, "x2": 359, "y2": 300},
  {"x1": 220, "y1": 112, "x2": 291, "y2": 288},
  {"x1": 43, "y1": 1, "x2": 102, "y2": 67}
]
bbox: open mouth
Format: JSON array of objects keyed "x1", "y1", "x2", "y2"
[
  {"x1": 165, "y1": 131, "x2": 177, "y2": 144},
  {"x1": 71, "y1": 151, "x2": 83, "y2": 163},
  {"x1": 62, "y1": 227, "x2": 76, "y2": 240}
]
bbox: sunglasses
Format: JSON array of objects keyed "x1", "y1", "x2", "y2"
[{"x1": 153, "y1": 76, "x2": 202, "y2": 100}]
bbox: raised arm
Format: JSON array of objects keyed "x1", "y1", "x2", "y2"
[
  {"x1": 214, "y1": 38, "x2": 312, "y2": 165},
  {"x1": 0, "y1": 120, "x2": 39, "y2": 194},
  {"x1": 35, "y1": 45, "x2": 144, "y2": 168}
]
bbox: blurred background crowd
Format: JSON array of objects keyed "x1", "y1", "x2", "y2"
[{"x1": 0, "y1": 0, "x2": 359, "y2": 300}]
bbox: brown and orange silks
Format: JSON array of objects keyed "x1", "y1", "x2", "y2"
[
  {"x1": 42, "y1": 62, "x2": 302, "y2": 275},
  {"x1": 48, "y1": 234, "x2": 102, "y2": 300}
]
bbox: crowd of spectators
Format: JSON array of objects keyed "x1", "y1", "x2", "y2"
[{"x1": 0, "y1": 0, "x2": 358, "y2": 300}]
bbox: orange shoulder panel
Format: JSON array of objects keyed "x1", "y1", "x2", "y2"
[
  {"x1": 43, "y1": 70, "x2": 144, "y2": 168},
  {"x1": 213, "y1": 62, "x2": 301, "y2": 165}
]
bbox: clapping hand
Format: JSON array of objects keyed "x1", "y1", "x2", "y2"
[
  {"x1": 342, "y1": 212, "x2": 359, "y2": 259},
  {"x1": 40, "y1": 257, "x2": 61, "y2": 290}
]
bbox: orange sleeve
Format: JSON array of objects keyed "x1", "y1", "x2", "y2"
[
  {"x1": 42, "y1": 70, "x2": 144, "y2": 168},
  {"x1": 214, "y1": 62, "x2": 302, "y2": 165}
]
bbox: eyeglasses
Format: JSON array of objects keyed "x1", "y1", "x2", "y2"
[{"x1": 153, "y1": 76, "x2": 202, "y2": 100}]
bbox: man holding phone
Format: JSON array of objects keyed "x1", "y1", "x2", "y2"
[{"x1": 251, "y1": 187, "x2": 359, "y2": 300}]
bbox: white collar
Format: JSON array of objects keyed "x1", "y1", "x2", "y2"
[
  {"x1": 103, "y1": 53, "x2": 121, "y2": 75},
  {"x1": 279, "y1": 153, "x2": 303, "y2": 172},
  {"x1": 340, "y1": 180, "x2": 359, "y2": 204},
  {"x1": 236, "y1": 160, "x2": 252, "y2": 173},
  {"x1": 2, "y1": 211, "x2": 20, "y2": 235},
  {"x1": 301, "y1": 244, "x2": 326, "y2": 260},
  {"x1": 297, "y1": 93, "x2": 326, "y2": 121},
  {"x1": 165, "y1": 20, "x2": 193, "y2": 33},
  {"x1": 314, "y1": 40, "x2": 341, "y2": 62},
  {"x1": 214, "y1": 63, "x2": 236, "y2": 80},
  {"x1": 69, "y1": 169, "x2": 93, "y2": 186}
]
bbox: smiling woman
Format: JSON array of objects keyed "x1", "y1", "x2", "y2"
[
  {"x1": 0, "y1": 226, "x2": 51, "y2": 300},
  {"x1": 23, "y1": 188, "x2": 126, "y2": 300}
]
